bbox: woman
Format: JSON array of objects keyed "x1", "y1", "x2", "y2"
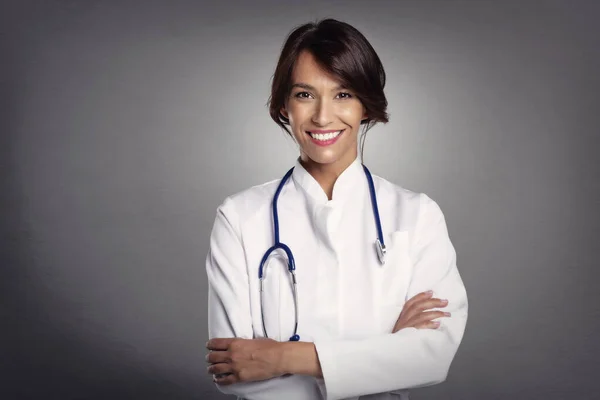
[{"x1": 205, "y1": 18, "x2": 468, "y2": 400}]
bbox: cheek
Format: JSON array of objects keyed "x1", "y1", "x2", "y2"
[
  {"x1": 287, "y1": 106, "x2": 310, "y2": 129},
  {"x1": 338, "y1": 105, "x2": 365, "y2": 125},
  {"x1": 338, "y1": 100, "x2": 364, "y2": 116}
]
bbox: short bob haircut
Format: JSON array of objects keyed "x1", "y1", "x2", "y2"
[{"x1": 268, "y1": 18, "x2": 389, "y2": 158}]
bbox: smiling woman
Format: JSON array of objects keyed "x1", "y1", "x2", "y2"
[
  {"x1": 269, "y1": 20, "x2": 389, "y2": 184},
  {"x1": 205, "y1": 18, "x2": 468, "y2": 400}
]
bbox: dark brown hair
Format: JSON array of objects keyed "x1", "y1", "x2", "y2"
[{"x1": 267, "y1": 18, "x2": 389, "y2": 159}]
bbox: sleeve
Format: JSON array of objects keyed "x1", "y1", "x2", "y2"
[
  {"x1": 206, "y1": 197, "x2": 316, "y2": 399},
  {"x1": 312, "y1": 193, "x2": 469, "y2": 400}
]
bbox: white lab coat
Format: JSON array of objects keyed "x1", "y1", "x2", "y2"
[{"x1": 206, "y1": 156, "x2": 468, "y2": 400}]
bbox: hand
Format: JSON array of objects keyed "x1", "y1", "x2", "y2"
[
  {"x1": 392, "y1": 290, "x2": 450, "y2": 333},
  {"x1": 206, "y1": 338, "x2": 284, "y2": 385}
]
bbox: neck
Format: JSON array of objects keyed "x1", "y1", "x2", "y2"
[{"x1": 299, "y1": 152, "x2": 357, "y2": 200}]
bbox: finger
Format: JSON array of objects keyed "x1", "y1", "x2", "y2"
[
  {"x1": 414, "y1": 320, "x2": 441, "y2": 329},
  {"x1": 408, "y1": 310, "x2": 450, "y2": 327},
  {"x1": 397, "y1": 298, "x2": 444, "y2": 324},
  {"x1": 214, "y1": 373, "x2": 238, "y2": 386},
  {"x1": 208, "y1": 363, "x2": 233, "y2": 375},
  {"x1": 410, "y1": 298, "x2": 449, "y2": 313},
  {"x1": 206, "y1": 350, "x2": 229, "y2": 364},
  {"x1": 403, "y1": 291, "x2": 433, "y2": 309},
  {"x1": 392, "y1": 310, "x2": 447, "y2": 333},
  {"x1": 207, "y1": 338, "x2": 234, "y2": 351}
]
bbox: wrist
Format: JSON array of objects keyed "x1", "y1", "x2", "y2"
[
  {"x1": 278, "y1": 341, "x2": 295, "y2": 375},
  {"x1": 278, "y1": 341, "x2": 321, "y2": 377}
]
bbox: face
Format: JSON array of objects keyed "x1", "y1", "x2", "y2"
[{"x1": 280, "y1": 50, "x2": 367, "y2": 170}]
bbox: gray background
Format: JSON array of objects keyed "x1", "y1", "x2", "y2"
[{"x1": 2, "y1": 0, "x2": 599, "y2": 399}]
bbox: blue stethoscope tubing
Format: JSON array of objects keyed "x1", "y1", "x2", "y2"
[{"x1": 258, "y1": 164, "x2": 386, "y2": 342}]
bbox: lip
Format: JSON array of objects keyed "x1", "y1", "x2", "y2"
[
  {"x1": 307, "y1": 129, "x2": 344, "y2": 133},
  {"x1": 306, "y1": 129, "x2": 344, "y2": 147}
]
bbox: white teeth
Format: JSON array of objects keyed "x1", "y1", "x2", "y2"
[{"x1": 309, "y1": 130, "x2": 343, "y2": 141}]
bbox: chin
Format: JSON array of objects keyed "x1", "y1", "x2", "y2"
[
  {"x1": 297, "y1": 132, "x2": 359, "y2": 166},
  {"x1": 307, "y1": 155, "x2": 337, "y2": 166},
  {"x1": 303, "y1": 149, "x2": 351, "y2": 166}
]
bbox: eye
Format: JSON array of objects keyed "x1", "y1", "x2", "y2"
[
  {"x1": 294, "y1": 91, "x2": 312, "y2": 99},
  {"x1": 337, "y1": 92, "x2": 353, "y2": 99}
]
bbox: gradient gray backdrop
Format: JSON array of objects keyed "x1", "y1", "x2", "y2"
[{"x1": 2, "y1": 1, "x2": 599, "y2": 399}]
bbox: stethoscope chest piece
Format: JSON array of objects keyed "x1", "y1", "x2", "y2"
[{"x1": 375, "y1": 238, "x2": 386, "y2": 265}]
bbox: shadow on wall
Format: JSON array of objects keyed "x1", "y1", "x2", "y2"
[
  {"x1": 0, "y1": 25, "x2": 218, "y2": 399},
  {"x1": 11, "y1": 305, "x2": 220, "y2": 399}
]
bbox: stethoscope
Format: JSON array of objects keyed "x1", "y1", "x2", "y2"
[{"x1": 258, "y1": 163, "x2": 386, "y2": 342}]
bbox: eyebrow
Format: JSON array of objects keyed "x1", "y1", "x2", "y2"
[{"x1": 290, "y1": 83, "x2": 348, "y2": 91}]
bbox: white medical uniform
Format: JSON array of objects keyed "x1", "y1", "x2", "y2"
[{"x1": 206, "y1": 156, "x2": 468, "y2": 400}]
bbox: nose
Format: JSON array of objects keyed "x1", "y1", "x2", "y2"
[{"x1": 311, "y1": 98, "x2": 333, "y2": 126}]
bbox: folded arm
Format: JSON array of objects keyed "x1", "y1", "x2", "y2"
[
  {"x1": 206, "y1": 194, "x2": 468, "y2": 400},
  {"x1": 206, "y1": 197, "x2": 320, "y2": 399},
  {"x1": 310, "y1": 194, "x2": 469, "y2": 399}
]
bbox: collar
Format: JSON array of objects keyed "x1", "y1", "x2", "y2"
[{"x1": 291, "y1": 156, "x2": 366, "y2": 207}]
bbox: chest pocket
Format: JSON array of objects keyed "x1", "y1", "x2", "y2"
[{"x1": 375, "y1": 231, "x2": 414, "y2": 332}]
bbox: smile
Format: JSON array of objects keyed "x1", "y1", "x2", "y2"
[{"x1": 306, "y1": 129, "x2": 344, "y2": 145}]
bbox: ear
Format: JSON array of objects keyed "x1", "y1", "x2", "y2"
[
  {"x1": 361, "y1": 110, "x2": 368, "y2": 122},
  {"x1": 280, "y1": 106, "x2": 289, "y2": 119}
]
